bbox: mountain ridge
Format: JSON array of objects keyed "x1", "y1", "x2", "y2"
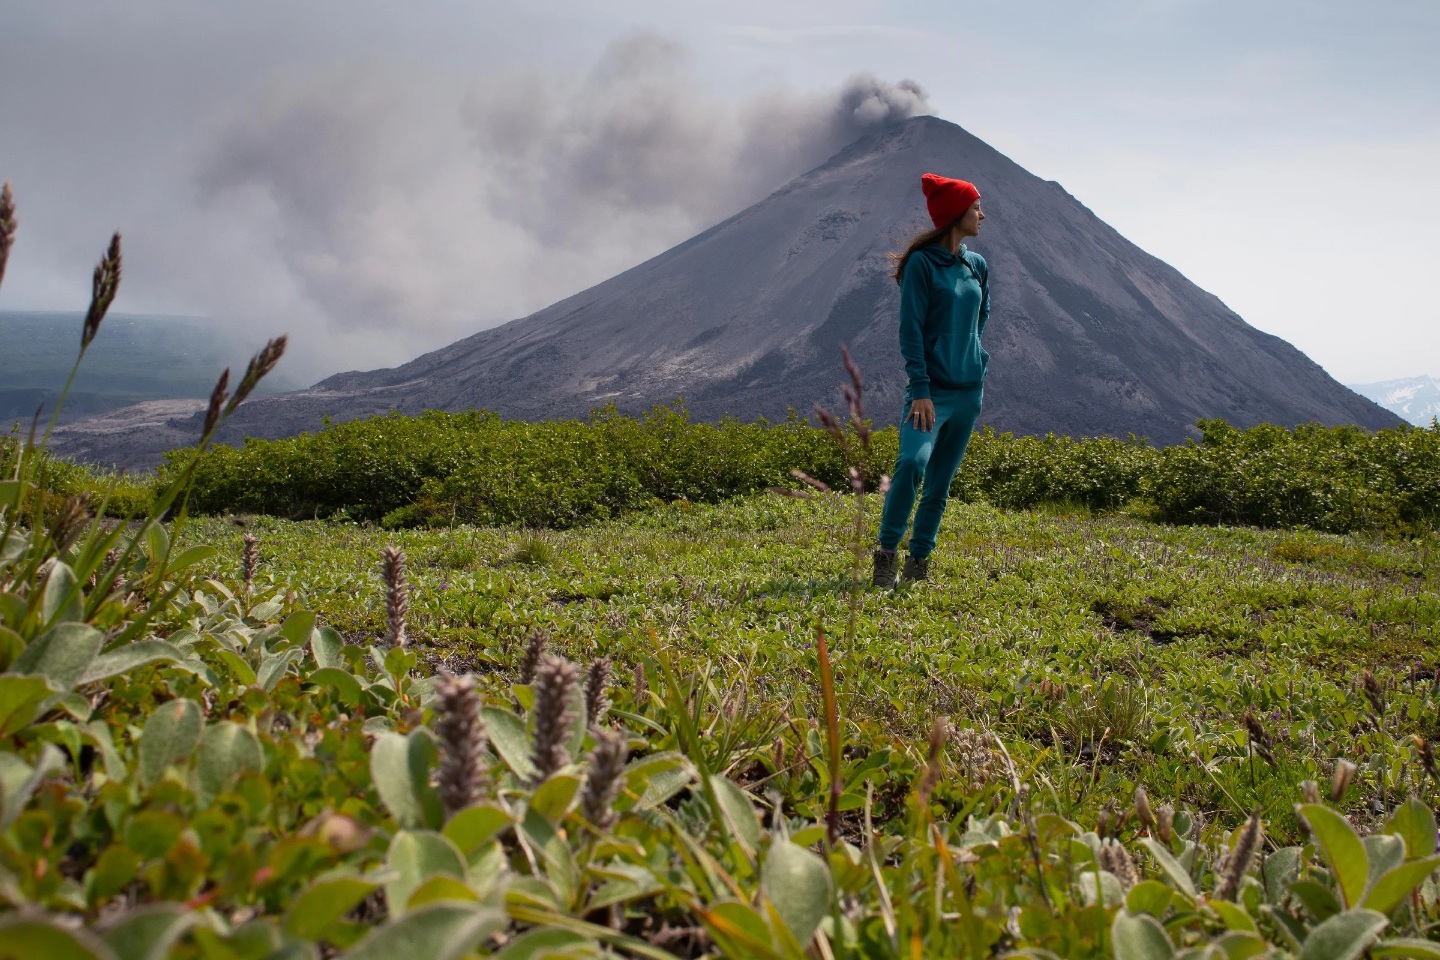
[{"x1": 51, "y1": 115, "x2": 1400, "y2": 468}]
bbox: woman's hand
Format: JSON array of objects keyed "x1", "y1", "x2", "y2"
[{"x1": 908, "y1": 398, "x2": 936, "y2": 432}]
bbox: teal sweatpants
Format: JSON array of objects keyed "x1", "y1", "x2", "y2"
[{"x1": 876, "y1": 385, "x2": 984, "y2": 558}]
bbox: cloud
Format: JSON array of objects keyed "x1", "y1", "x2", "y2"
[{"x1": 193, "y1": 34, "x2": 927, "y2": 360}]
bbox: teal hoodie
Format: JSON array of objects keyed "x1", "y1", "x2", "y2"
[{"x1": 897, "y1": 243, "x2": 990, "y2": 399}]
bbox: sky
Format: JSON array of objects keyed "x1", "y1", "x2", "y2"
[{"x1": 1, "y1": 0, "x2": 1436, "y2": 384}]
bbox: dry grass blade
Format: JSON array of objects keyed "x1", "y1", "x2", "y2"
[
  {"x1": 82, "y1": 233, "x2": 122, "y2": 349},
  {"x1": 816, "y1": 626, "x2": 841, "y2": 844},
  {"x1": 0, "y1": 181, "x2": 17, "y2": 290},
  {"x1": 225, "y1": 335, "x2": 289, "y2": 414}
]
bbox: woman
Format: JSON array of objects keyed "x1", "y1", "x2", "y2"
[{"x1": 872, "y1": 173, "x2": 989, "y2": 588}]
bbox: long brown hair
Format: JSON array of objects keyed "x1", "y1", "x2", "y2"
[{"x1": 889, "y1": 220, "x2": 958, "y2": 286}]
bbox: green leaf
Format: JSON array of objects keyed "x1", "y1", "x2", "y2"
[
  {"x1": 309, "y1": 667, "x2": 363, "y2": 707},
  {"x1": 80, "y1": 640, "x2": 185, "y2": 684},
  {"x1": 163, "y1": 544, "x2": 217, "y2": 579},
  {"x1": 195, "y1": 721, "x2": 264, "y2": 801},
  {"x1": 371, "y1": 730, "x2": 443, "y2": 830},
  {"x1": 709, "y1": 775, "x2": 762, "y2": 854},
  {"x1": 139, "y1": 698, "x2": 203, "y2": 787},
  {"x1": 1298, "y1": 804, "x2": 1369, "y2": 909},
  {"x1": 701, "y1": 900, "x2": 779, "y2": 958},
  {"x1": 14, "y1": 623, "x2": 103, "y2": 691},
  {"x1": 256, "y1": 648, "x2": 302, "y2": 691},
  {"x1": 1386, "y1": 798, "x2": 1437, "y2": 859},
  {"x1": 1365, "y1": 834, "x2": 1406, "y2": 887},
  {"x1": 1360, "y1": 856, "x2": 1440, "y2": 915},
  {"x1": 0, "y1": 915, "x2": 116, "y2": 960},
  {"x1": 312, "y1": 626, "x2": 343, "y2": 669},
  {"x1": 214, "y1": 648, "x2": 257, "y2": 686},
  {"x1": 407, "y1": 875, "x2": 480, "y2": 909},
  {"x1": 0, "y1": 675, "x2": 53, "y2": 737},
  {"x1": 283, "y1": 877, "x2": 379, "y2": 941},
  {"x1": 278, "y1": 609, "x2": 317, "y2": 647},
  {"x1": 385, "y1": 830, "x2": 468, "y2": 915},
  {"x1": 1372, "y1": 938, "x2": 1440, "y2": 959},
  {"x1": 1138, "y1": 837, "x2": 1197, "y2": 899},
  {"x1": 528, "y1": 772, "x2": 581, "y2": 822},
  {"x1": 41, "y1": 561, "x2": 82, "y2": 625},
  {"x1": 248, "y1": 597, "x2": 284, "y2": 621},
  {"x1": 1210, "y1": 900, "x2": 1257, "y2": 934},
  {"x1": 1290, "y1": 880, "x2": 1343, "y2": 923},
  {"x1": 481, "y1": 707, "x2": 536, "y2": 781},
  {"x1": 443, "y1": 803, "x2": 511, "y2": 856},
  {"x1": 342, "y1": 904, "x2": 506, "y2": 960},
  {"x1": 1125, "y1": 880, "x2": 1172, "y2": 917},
  {"x1": 0, "y1": 744, "x2": 63, "y2": 830},
  {"x1": 619, "y1": 752, "x2": 693, "y2": 811},
  {"x1": 492, "y1": 928, "x2": 590, "y2": 960},
  {"x1": 123, "y1": 811, "x2": 184, "y2": 860},
  {"x1": 1211, "y1": 931, "x2": 1270, "y2": 960},
  {"x1": 100, "y1": 904, "x2": 196, "y2": 960},
  {"x1": 760, "y1": 840, "x2": 832, "y2": 945},
  {"x1": 1296, "y1": 908, "x2": 1388, "y2": 960},
  {"x1": 1110, "y1": 911, "x2": 1176, "y2": 960}
]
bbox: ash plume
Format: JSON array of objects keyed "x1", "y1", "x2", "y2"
[{"x1": 195, "y1": 34, "x2": 927, "y2": 352}]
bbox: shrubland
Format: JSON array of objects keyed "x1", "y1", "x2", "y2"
[{"x1": 5, "y1": 179, "x2": 1440, "y2": 958}]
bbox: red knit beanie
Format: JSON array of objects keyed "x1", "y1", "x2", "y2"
[{"x1": 921, "y1": 173, "x2": 981, "y2": 230}]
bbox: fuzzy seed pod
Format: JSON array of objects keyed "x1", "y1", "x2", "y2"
[
  {"x1": 434, "y1": 671, "x2": 489, "y2": 817},
  {"x1": 1155, "y1": 803, "x2": 1175, "y2": 844},
  {"x1": 1360, "y1": 669, "x2": 1385, "y2": 719},
  {"x1": 530, "y1": 656, "x2": 578, "y2": 784},
  {"x1": 632, "y1": 661, "x2": 649, "y2": 708},
  {"x1": 1300, "y1": 780, "x2": 1322, "y2": 805},
  {"x1": 582, "y1": 726, "x2": 627, "y2": 830},
  {"x1": 520, "y1": 630, "x2": 548, "y2": 686},
  {"x1": 1330, "y1": 759, "x2": 1358, "y2": 801},
  {"x1": 1414, "y1": 736, "x2": 1438, "y2": 781},
  {"x1": 382, "y1": 545, "x2": 408, "y2": 648},
  {"x1": 242, "y1": 534, "x2": 259, "y2": 594},
  {"x1": 917, "y1": 719, "x2": 948, "y2": 805},
  {"x1": 1134, "y1": 786, "x2": 1156, "y2": 832},
  {"x1": 585, "y1": 657, "x2": 612, "y2": 728},
  {"x1": 1215, "y1": 811, "x2": 1263, "y2": 902},
  {"x1": 48, "y1": 494, "x2": 92, "y2": 553},
  {"x1": 1098, "y1": 840, "x2": 1138, "y2": 890}
]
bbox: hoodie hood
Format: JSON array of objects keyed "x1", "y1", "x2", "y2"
[{"x1": 915, "y1": 243, "x2": 964, "y2": 268}]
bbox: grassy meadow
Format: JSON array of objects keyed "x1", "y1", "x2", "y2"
[{"x1": 189, "y1": 493, "x2": 1440, "y2": 845}]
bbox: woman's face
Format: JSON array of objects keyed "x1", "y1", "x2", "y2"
[{"x1": 958, "y1": 200, "x2": 985, "y2": 237}]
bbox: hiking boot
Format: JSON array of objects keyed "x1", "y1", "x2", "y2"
[
  {"x1": 902, "y1": 553, "x2": 930, "y2": 583},
  {"x1": 871, "y1": 549, "x2": 899, "y2": 589}
]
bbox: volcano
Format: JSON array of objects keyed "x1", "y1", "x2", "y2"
[{"x1": 54, "y1": 115, "x2": 1399, "y2": 467}]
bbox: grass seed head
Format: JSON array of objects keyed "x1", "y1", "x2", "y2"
[
  {"x1": 226, "y1": 336, "x2": 289, "y2": 415},
  {"x1": 82, "y1": 233, "x2": 122, "y2": 349},
  {"x1": 584, "y1": 656, "x2": 612, "y2": 728},
  {"x1": 917, "y1": 718, "x2": 948, "y2": 805},
  {"x1": 434, "y1": 671, "x2": 489, "y2": 817},
  {"x1": 381, "y1": 545, "x2": 408, "y2": 648},
  {"x1": 202, "y1": 368, "x2": 231, "y2": 437},
  {"x1": 582, "y1": 725, "x2": 627, "y2": 830},
  {"x1": 1300, "y1": 780, "x2": 1321, "y2": 805},
  {"x1": 530, "y1": 656, "x2": 578, "y2": 784},
  {"x1": 1243, "y1": 711, "x2": 1276, "y2": 766},
  {"x1": 1215, "y1": 810, "x2": 1263, "y2": 902},
  {"x1": 1413, "y1": 736, "x2": 1438, "y2": 780},
  {"x1": 0, "y1": 181, "x2": 16, "y2": 290},
  {"x1": 49, "y1": 494, "x2": 92, "y2": 553},
  {"x1": 242, "y1": 534, "x2": 259, "y2": 593}
]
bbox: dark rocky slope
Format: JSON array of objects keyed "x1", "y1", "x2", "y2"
[{"x1": 54, "y1": 115, "x2": 1398, "y2": 467}]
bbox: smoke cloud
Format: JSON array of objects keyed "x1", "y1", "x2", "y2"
[{"x1": 195, "y1": 34, "x2": 927, "y2": 362}]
